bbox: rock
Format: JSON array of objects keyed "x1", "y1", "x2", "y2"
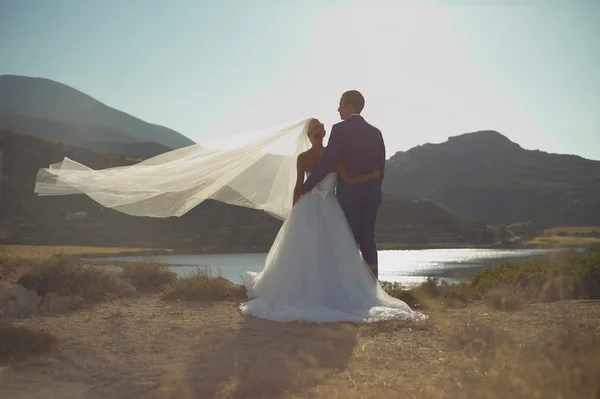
[
  {"x1": 38, "y1": 293, "x2": 84, "y2": 314},
  {"x1": 82, "y1": 264, "x2": 135, "y2": 296},
  {"x1": 83, "y1": 264, "x2": 125, "y2": 278},
  {"x1": 114, "y1": 279, "x2": 136, "y2": 296},
  {"x1": 158, "y1": 283, "x2": 173, "y2": 292},
  {"x1": 0, "y1": 264, "x2": 32, "y2": 284},
  {"x1": 0, "y1": 282, "x2": 42, "y2": 318}
]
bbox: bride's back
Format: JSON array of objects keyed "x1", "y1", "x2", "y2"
[
  {"x1": 301, "y1": 147, "x2": 326, "y2": 173},
  {"x1": 302, "y1": 147, "x2": 337, "y2": 194},
  {"x1": 307, "y1": 172, "x2": 337, "y2": 194}
]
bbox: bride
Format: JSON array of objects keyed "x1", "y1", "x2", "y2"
[
  {"x1": 240, "y1": 119, "x2": 425, "y2": 323},
  {"x1": 33, "y1": 116, "x2": 425, "y2": 323}
]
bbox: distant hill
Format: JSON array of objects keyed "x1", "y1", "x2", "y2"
[
  {"x1": 383, "y1": 130, "x2": 600, "y2": 226},
  {"x1": 0, "y1": 129, "x2": 494, "y2": 250},
  {"x1": 0, "y1": 113, "x2": 171, "y2": 157},
  {"x1": 0, "y1": 75, "x2": 194, "y2": 156}
]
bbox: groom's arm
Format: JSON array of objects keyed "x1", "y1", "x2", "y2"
[
  {"x1": 303, "y1": 126, "x2": 342, "y2": 192},
  {"x1": 377, "y1": 130, "x2": 386, "y2": 186}
]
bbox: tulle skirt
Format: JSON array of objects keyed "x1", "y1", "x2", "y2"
[{"x1": 239, "y1": 192, "x2": 426, "y2": 323}]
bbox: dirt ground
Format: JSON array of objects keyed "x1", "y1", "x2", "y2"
[{"x1": 1, "y1": 296, "x2": 599, "y2": 399}]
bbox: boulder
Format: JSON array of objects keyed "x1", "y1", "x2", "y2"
[
  {"x1": 83, "y1": 264, "x2": 125, "y2": 278},
  {"x1": 114, "y1": 279, "x2": 136, "y2": 296},
  {"x1": 0, "y1": 282, "x2": 42, "y2": 317},
  {"x1": 37, "y1": 292, "x2": 84, "y2": 314},
  {"x1": 0, "y1": 264, "x2": 31, "y2": 284}
]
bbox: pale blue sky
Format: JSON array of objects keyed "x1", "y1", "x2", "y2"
[{"x1": 1, "y1": 0, "x2": 599, "y2": 159}]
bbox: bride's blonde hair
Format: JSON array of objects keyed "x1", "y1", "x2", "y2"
[{"x1": 308, "y1": 118, "x2": 325, "y2": 139}]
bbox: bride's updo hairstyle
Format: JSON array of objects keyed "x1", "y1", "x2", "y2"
[{"x1": 307, "y1": 118, "x2": 325, "y2": 141}]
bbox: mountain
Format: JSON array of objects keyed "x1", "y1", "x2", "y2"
[
  {"x1": 383, "y1": 130, "x2": 600, "y2": 226},
  {"x1": 0, "y1": 75, "x2": 194, "y2": 156},
  {"x1": 0, "y1": 113, "x2": 172, "y2": 158},
  {"x1": 0, "y1": 129, "x2": 494, "y2": 250}
]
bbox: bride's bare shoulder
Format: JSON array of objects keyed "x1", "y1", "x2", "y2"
[{"x1": 297, "y1": 149, "x2": 313, "y2": 162}]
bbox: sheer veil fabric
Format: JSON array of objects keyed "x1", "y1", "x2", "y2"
[{"x1": 34, "y1": 118, "x2": 313, "y2": 220}]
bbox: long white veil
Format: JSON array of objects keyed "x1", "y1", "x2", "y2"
[{"x1": 34, "y1": 117, "x2": 313, "y2": 220}]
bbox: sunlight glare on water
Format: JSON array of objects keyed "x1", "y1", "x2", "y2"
[{"x1": 92, "y1": 248, "x2": 556, "y2": 288}]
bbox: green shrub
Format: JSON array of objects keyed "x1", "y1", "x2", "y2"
[
  {"x1": 471, "y1": 250, "x2": 600, "y2": 302},
  {"x1": 381, "y1": 250, "x2": 600, "y2": 309},
  {"x1": 380, "y1": 281, "x2": 421, "y2": 308}
]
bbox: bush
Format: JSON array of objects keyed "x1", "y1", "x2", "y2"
[
  {"x1": 381, "y1": 250, "x2": 600, "y2": 310},
  {"x1": 16, "y1": 257, "x2": 122, "y2": 302},
  {"x1": 381, "y1": 277, "x2": 477, "y2": 309},
  {"x1": 471, "y1": 250, "x2": 600, "y2": 302},
  {"x1": 120, "y1": 261, "x2": 177, "y2": 292},
  {"x1": 162, "y1": 267, "x2": 246, "y2": 301},
  {"x1": 380, "y1": 282, "x2": 422, "y2": 308},
  {"x1": 0, "y1": 323, "x2": 58, "y2": 360}
]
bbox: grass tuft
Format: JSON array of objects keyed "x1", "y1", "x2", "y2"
[
  {"x1": 119, "y1": 260, "x2": 177, "y2": 292},
  {"x1": 16, "y1": 257, "x2": 122, "y2": 302},
  {"x1": 162, "y1": 266, "x2": 246, "y2": 301}
]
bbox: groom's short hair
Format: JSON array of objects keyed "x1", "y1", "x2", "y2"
[{"x1": 342, "y1": 90, "x2": 365, "y2": 113}]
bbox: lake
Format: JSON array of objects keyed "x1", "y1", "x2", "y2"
[{"x1": 91, "y1": 248, "x2": 557, "y2": 288}]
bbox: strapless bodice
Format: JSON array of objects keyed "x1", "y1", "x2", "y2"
[{"x1": 306, "y1": 172, "x2": 337, "y2": 198}]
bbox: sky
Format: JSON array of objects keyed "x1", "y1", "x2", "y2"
[{"x1": 1, "y1": 0, "x2": 599, "y2": 160}]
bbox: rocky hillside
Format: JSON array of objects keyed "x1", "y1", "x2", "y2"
[
  {"x1": 0, "y1": 129, "x2": 493, "y2": 250},
  {"x1": 0, "y1": 75, "x2": 194, "y2": 157},
  {"x1": 383, "y1": 130, "x2": 600, "y2": 226}
]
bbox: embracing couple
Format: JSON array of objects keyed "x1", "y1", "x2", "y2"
[{"x1": 241, "y1": 91, "x2": 425, "y2": 323}]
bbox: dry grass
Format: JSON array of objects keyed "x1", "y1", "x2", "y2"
[
  {"x1": 0, "y1": 296, "x2": 598, "y2": 399},
  {"x1": 446, "y1": 310, "x2": 600, "y2": 399},
  {"x1": 1, "y1": 249, "x2": 599, "y2": 397},
  {"x1": 119, "y1": 260, "x2": 178, "y2": 292},
  {"x1": 527, "y1": 235, "x2": 600, "y2": 247},
  {"x1": 482, "y1": 287, "x2": 525, "y2": 311},
  {"x1": 3, "y1": 253, "x2": 177, "y2": 301},
  {"x1": 162, "y1": 266, "x2": 246, "y2": 301},
  {"x1": 15, "y1": 257, "x2": 124, "y2": 302},
  {"x1": 0, "y1": 245, "x2": 172, "y2": 260},
  {"x1": 381, "y1": 277, "x2": 478, "y2": 310},
  {"x1": 545, "y1": 226, "x2": 600, "y2": 234},
  {"x1": 0, "y1": 324, "x2": 58, "y2": 362}
]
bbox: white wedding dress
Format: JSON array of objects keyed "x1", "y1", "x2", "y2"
[{"x1": 240, "y1": 172, "x2": 426, "y2": 323}]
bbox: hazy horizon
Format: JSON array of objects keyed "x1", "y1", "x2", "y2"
[{"x1": 2, "y1": 1, "x2": 599, "y2": 160}]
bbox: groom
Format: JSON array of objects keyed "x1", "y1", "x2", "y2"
[{"x1": 303, "y1": 90, "x2": 385, "y2": 279}]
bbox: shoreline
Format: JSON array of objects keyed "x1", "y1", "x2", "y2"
[
  {"x1": 81, "y1": 244, "x2": 583, "y2": 258},
  {"x1": 1, "y1": 242, "x2": 586, "y2": 259}
]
